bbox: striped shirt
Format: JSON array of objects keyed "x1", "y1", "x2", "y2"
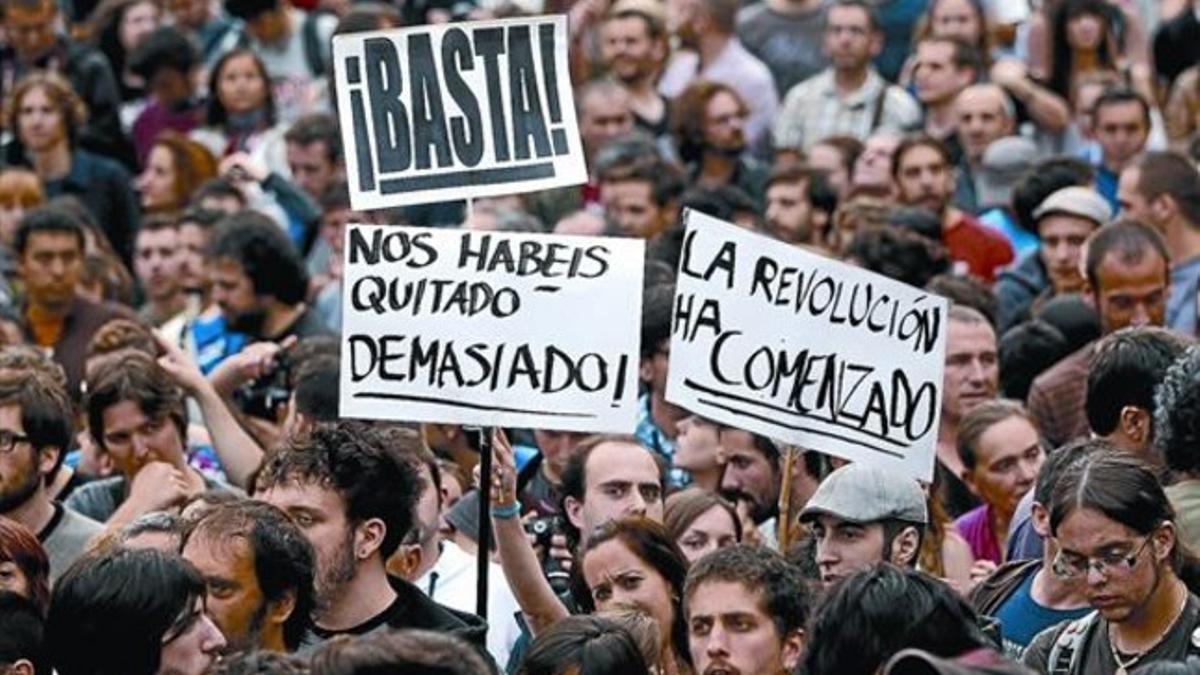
[{"x1": 773, "y1": 68, "x2": 921, "y2": 151}]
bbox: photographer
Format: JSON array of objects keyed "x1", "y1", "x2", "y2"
[{"x1": 209, "y1": 211, "x2": 330, "y2": 343}]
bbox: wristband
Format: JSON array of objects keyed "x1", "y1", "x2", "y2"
[{"x1": 493, "y1": 500, "x2": 522, "y2": 520}]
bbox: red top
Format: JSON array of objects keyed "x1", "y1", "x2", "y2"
[{"x1": 943, "y1": 211, "x2": 1015, "y2": 283}]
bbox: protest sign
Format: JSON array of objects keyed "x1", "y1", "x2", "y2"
[
  {"x1": 331, "y1": 16, "x2": 587, "y2": 210},
  {"x1": 340, "y1": 224, "x2": 644, "y2": 433},
  {"x1": 665, "y1": 211, "x2": 948, "y2": 481}
]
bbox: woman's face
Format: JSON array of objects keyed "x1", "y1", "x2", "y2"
[
  {"x1": 931, "y1": 0, "x2": 982, "y2": 44},
  {"x1": 676, "y1": 505, "x2": 739, "y2": 564},
  {"x1": 119, "y1": 1, "x2": 160, "y2": 53},
  {"x1": 583, "y1": 539, "x2": 677, "y2": 652},
  {"x1": 1067, "y1": 12, "x2": 1105, "y2": 52},
  {"x1": 0, "y1": 559, "x2": 32, "y2": 600},
  {"x1": 0, "y1": 197, "x2": 35, "y2": 246},
  {"x1": 137, "y1": 145, "x2": 177, "y2": 211},
  {"x1": 673, "y1": 416, "x2": 721, "y2": 473},
  {"x1": 217, "y1": 54, "x2": 267, "y2": 115}
]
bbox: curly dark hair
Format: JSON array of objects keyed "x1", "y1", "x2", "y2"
[
  {"x1": 254, "y1": 422, "x2": 420, "y2": 559},
  {"x1": 684, "y1": 543, "x2": 810, "y2": 638},
  {"x1": 209, "y1": 210, "x2": 308, "y2": 304},
  {"x1": 1155, "y1": 345, "x2": 1200, "y2": 475},
  {"x1": 844, "y1": 225, "x2": 951, "y2": 288}
]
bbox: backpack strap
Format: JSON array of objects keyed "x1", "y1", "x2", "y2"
[
  {"x1": 869, "y1": 82, "x2": 889, "y2": 132},
  {"x1": 1045, "y1": 611, "x2": 1098, "y2": 675}
]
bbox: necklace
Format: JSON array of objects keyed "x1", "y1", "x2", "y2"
[{"x1": 1108, "y1": 584, "x2": 1189, "y2": 675}]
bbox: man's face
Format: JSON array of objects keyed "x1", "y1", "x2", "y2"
[
  {"x1": 5, "y1": 1, "x2": 57, "y2": 63},
  {"x1": 639, "y1": 339, "x2": 670, "y2": 396},
  {"x1": 603, "y1": 179, "x2": 667, "y2": 238},
  {"x1": 579, "y1": 94, "x2": 634, "y2": 161},
  {"x1": 0, "y1": 404, "x2": 46, "y2": 514},
  {"x1": 564, "y1": 441, "x2": 664, "y2": 542},
  {"x1": 963, "y1": 415, "x2": 1043, "y2": 518},
  {"x1": 148, "y1": 68, "x2": 192, "y2": 107},
  {"x1": 409, "y1": 462, "x2": 440, "y2": 546},
  {"x1": 895, "y1": 145, "x2": 954, "y2": 215},
  {"x1": 667, "y1": 0, "x2": 700, "y2": 47},
  {"x1": 100, "y1": 400, "x2": 185, "y2": 478},
  {"x1": 256, "y1": 482, "x2": 358, "y2": 608},
  {"x1": 600, "y1": 16, "x2": 663, "y2": 85},
  {"x1": 181, "y1": 533, "x2": 268, "y2": 654},
  {"x1": 210, "y1": 258, "x2": 266, "y2": 335},
  {"x1": 166, "y1": 0, "x2": 209, "y2": 28},
  {"x1": 941, "y1": 320, "x2": 998, "y2": 421},
  {"x1": 913, "y1": 41, "x2": 971, "y2": 107},
  {"x1": 823, "y1": 5, "x2": 878, "y2": 71},
  {"x1": 286, "y1": 141, "x2": 341, "y2": 201},
  {"x1": 1054, "y1": 508, "x2": 1169, "y2": 622},
  {"x1": 853, "y1": 135, "x2": 899, "y2": 190},
  {"x1": 1094, "y1": 102, "x2": 1149, "y2": 171},
  {"x1": 1039, "y1": 214, "x2": 1095, "y2": 294},
  {"x1": 16, "y1": 85, "x2": 67, "y2": 153},
  {"x1": 532, "y1": 429, "x2": 588, "y2": 480},
  {"x1": 674, "y1": 415, "x2": 721, "y2": 474},
  {"x1": 688, "y1": 581, "x2": 801, "y2": 675},
  {"x1": 19, "y1": 231, "x2": 82, "y2": 311},
  {"x1": 765, "y1": 179, "x2": 812, "y2": 243},
  {"x1": 955, "y1": 88, "x2": 1012, "y2": 163},
  {"x1": 177, "y1": 223, "x2": 209, "y2": 293},
  {"x1": 703, "y1": 91, "x2": 747, "y2": 156},
  {"x1": 158, "y1": 597, "x2": 227, "y2": 675},
  {"x1": 719, "y1": 430, "x2": 779, "y2": 523},
  {"x1": 807, "y1": 143, "x2": 849, "y2": 198},
  {"x1": 1116, "y1": 166, "x2": 1154, "y2": 223},
  {"x1": 134, "y1": 228, "x2": 182, "y2": 302},
  {"x1": 1089, "y1": 250, "x2": 1168, "y2": 333},
  {"x1": 246, "y1": 7, "x2": 288, "y2": 43},
  {"x1": 810, "y1": 514, "x2": 888, "y2": 586}
]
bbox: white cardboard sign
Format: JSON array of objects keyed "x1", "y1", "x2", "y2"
[
  {"x1": 665, "y1": 210, "x2": 948, "y2": 481},
  {"x1": 331, "y1": 16, "x2": 587, "y2": 210},
  {"x1": 340, "y1": 224, "x2": 644, "y2": 432}
]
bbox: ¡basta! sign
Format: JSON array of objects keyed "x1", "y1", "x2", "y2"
[{"x1": 331, "y1": 16, "x2": 587, "y2": 210}]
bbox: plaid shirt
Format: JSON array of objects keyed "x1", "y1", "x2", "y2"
[
  {"x1": 635, "y1": 394, "x2": 690, "y2": 489},
  {"x1": 1026, "y1": 342, "x2": 1095, "y2": 449},
  {"x1": 772, "y1": 68, "x2": 921, "y2": 151}
]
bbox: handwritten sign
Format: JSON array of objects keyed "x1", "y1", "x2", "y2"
[
  {"x1": 665, "y1": 211, "x2": 947, "y2": 480},
  {"x1": 331, "y1": 16, "x2": 587, "y2": 210},
  {"x1": 340, "y1": 225, "x2": 644, "y2": 432}
]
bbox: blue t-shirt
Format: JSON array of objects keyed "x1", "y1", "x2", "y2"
[
  {"x1": 979, "y1": 208, "x2": 1039, "y2": 261},
  {"x1": 1094, "y1": 164, "x2": 1120, "y2": 214},
  {"x1": 993, "y1": 565, "x2": 1091, "y2": 659}
]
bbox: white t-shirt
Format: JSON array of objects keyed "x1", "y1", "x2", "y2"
[{"x1": 415, "y1": 540, "x2": 524, "y2": 669}]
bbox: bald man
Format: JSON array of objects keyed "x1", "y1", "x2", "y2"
[{"x1": 954, "y1": 84, "x2": 1017, "y2": 211}]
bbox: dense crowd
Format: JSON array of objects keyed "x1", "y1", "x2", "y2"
[{"x1": 1, "y1": 0, "x2": 1200, "y2": 673}]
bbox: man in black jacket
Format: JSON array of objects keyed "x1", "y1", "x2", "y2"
[{"x1": 254, "y1": 422, "x2": 489, "y2": 657}]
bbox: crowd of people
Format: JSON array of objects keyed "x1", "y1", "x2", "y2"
[{"x1": 2, "y1": 0, "x2": 1200, "y2": 673}]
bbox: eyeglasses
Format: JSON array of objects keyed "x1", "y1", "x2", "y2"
[
  {"x1": 0, "y1": 430, "x2": 31, "y2": 454},
  {"x1": 1052, "y1": 534, "x2": 1154, "y2": 579}
]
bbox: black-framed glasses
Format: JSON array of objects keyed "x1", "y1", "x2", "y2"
[
  {"x1": 0, "y1": 430, "x2": 30, "y2": 454},
  {"x1": 1052, "y1": 534, "x2": 1155, "y2": 579}
]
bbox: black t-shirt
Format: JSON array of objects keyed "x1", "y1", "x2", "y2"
[
  {"x1": 1022, "y1": 593, "x2": 1200, "y2": 675},
  {"x1": 272, "y1": 306, "x2": 334, "y2": 342}
]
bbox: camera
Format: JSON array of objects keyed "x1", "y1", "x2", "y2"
[
  {"x1": 525, "y1": 515, "x2": 572, "y2": 596},
  {"x1": 236, "y1": 350, "x2": 292, "y2": 421}
]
